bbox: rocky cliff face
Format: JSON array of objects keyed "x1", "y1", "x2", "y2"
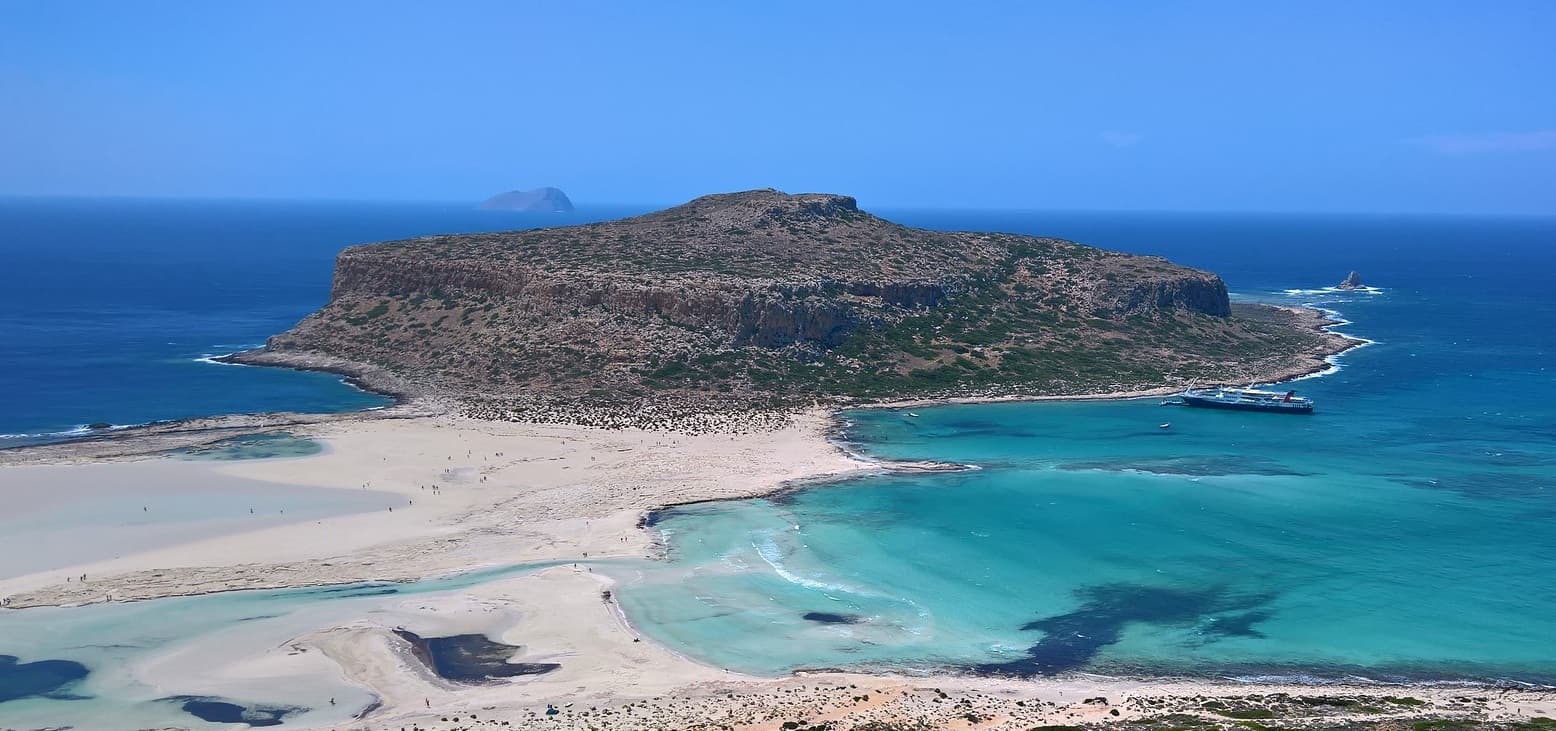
[
  {"x1": 260, "y1": 190, "x2": 1338, "y2": 415},
  {"x1": 1093, "y1": 268, "x2": 1231, "y2": 318},
  {"x1": 323, "y1": 248, "x2": 957, "y2": 349}
]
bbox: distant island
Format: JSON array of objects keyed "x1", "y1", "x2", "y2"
[
  {"x1": 479, "y1": 187, "x2": 574, "y2": 212},
  {"x1": 234, "y1": 189, "x2": 1352, "y2": 427},
  {"x1": 1337, "y1": 270, "x2": 1366, "y2": 290}
]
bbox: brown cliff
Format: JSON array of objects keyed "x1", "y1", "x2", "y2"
[{"x1": 244, "y1": 190, "x2": 1349, "y2": 421}]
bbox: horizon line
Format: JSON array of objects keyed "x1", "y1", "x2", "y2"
[{"x1": 1, "y1": 192, "x2": 1553, "y2": 221}]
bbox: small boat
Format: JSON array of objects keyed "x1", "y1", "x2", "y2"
[
  {"x1": 1158, "y1": 422, "x2": 1171, "y2": 429},
  {"x1": 1179, "y1": 387, "x2": 1314, "y2": 414},
  {"x1": 906, "y1": 412, "x2": 920, "y2": 418}
]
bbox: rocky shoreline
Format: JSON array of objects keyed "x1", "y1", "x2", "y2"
[
  {"x1": 217, "y1": 348, "x2": 423, "y2": 407},
  {"x1": 0, "y1": 300, "x2": 1358, "y2": 468},
  {"x1": 252, "y1": 301, "x2": 1358, "y2": 425}
]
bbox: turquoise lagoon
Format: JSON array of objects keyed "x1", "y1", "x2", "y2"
[
  {"x1": 0, "y1": 563, "x2": 566, "y2": 729},
  {"x1": 616, "y1": 279, "x2": 1556, "y2": 684}
]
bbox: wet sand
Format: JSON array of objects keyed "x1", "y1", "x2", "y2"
[{"x1": 0, "y1": 460, "x2": 399, "y2": 579}]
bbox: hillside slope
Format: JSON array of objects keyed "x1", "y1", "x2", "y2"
[{"x1": 242, "y1": 190, "x2": 1348, "y2": 424}]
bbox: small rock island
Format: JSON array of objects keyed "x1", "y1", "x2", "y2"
[
  {"x1": 1336, "y1": 271, "x2": 1366, "y2": 290},
  {"x1": 479, "y1": 187, "x2": 574, "y2": 213}
]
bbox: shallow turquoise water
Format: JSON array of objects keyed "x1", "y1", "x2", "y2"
[
  {"x1": 0, "y1": 562, "x2": 566, "y2": 729},
  {"x1": 172, "y1": 432, "x2": 324, "y2": 461},
  {"x1": 618, "y1": 277, "x2": 1556, "y2": 683}
]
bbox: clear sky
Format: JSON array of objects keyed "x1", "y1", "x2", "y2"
[{"x1": 3, "y1": 1, "x2": 1553, "y2": 214}]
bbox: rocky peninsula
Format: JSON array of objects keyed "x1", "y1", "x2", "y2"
[{"x1": 232, "y1": 189, "x2": 1352, "y2": 427}]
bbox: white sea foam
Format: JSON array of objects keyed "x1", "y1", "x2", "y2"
[
  {"x1": 1281, "y1": 320, "x2": 1377, "y2": 383},
  {"x1": 195, "y1": 353, "x2": 244, "y2": 366},
  {"x1": 0, "y1": 424, "x2": 95, "y2": 441},
  {"x1": 1280, "y1": 285, "x2": 1385, "y2": 296},
  {"x1": 1226, "y1": 673, "x2": 1348, "y2": 685},
  {"x1": 1239, "y1": 294, "x2": 1379, "y2": 386},
  {"x1": 753, "y1": 534, "x2": 864, "y2": 597}
]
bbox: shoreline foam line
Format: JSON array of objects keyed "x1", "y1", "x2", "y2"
[
  {"x1": 1277, "y1": 303, "x2": 1377, "y2": 384},
  {"x1": 194, "y1": 352, "x2": 245, "y2": 366}
]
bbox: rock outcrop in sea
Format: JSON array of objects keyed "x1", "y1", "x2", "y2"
[
  {"x1": 479, "y1": 187, "x2": 574, "y2": 213},
  {"x1": 1337, "y1": 271, "x2": 1366, "y2": 290},
  {"x1": 245, "y1": 189, "x2": 1351, "y2": 422}
]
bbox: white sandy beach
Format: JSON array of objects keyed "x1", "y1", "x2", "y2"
[
  {"x1": 1, "y1": 411, "x2": 1552, "y2": 731},
  {"x1": 0, "y1": 411, "x2": 866, "y2": 605}
]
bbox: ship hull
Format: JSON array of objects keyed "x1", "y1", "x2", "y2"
[{"x1": 1181, "y1": 396, "x2": 1313, "y2": 414}]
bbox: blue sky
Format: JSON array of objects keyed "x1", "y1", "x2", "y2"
[{"x1": 2, "y1": 1, "x2": 1553, "y2": 214}]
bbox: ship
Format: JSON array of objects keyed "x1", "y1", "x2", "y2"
[{"x1": 1176, "y1": 387, "x2": 1314, "y2": 414}]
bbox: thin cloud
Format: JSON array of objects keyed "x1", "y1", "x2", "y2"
[
  {"x1": 1409, "y1": 130, "x2": 1556, "y2": 155},
  {"x1": 1100, "y1": 131, "x2": 1143, "y2": 148}
]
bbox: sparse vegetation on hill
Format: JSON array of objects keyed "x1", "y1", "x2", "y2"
[{"x1": 245, "y1": 189, "x2": 1350, "y2": 423}]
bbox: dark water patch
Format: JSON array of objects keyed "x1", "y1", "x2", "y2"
[
  {"x1": 163, "y1": 695, "x2": 303, "y2": 727},
  {"x1": 768, "y1": 490, "x2": 803, "y2": 507},
  {"x1": 1057, "y1": 455, "x2": 1311, "y2": 477},
  {"x1": 1202, "y1": 610, "x2": 1273, "y2": 639},
  {"x1": 803, "y1": 612, "x2": 863, "y2": 625},
  {"x1": 971, "y1": 584, "x2": 1276, "y2": 676},
  {"x1": 1398, "y1": 473, "x2": 1553, "y2": 500},
  {"x1": 940, "y1": 427, "x2": 1043, "y2": 440},
  {"x1": 392, "y1": 629, "x2": 559, "y2": 683},
  {"x1": 1424, "y1": 447, "x2": 1556, "y2": 468},
  {"x1": 301, "y1": 583, "x2": 401, "y2": 599},
  {"x1": 0, "y1": 654, "x2": 90, "y2": 703},
  {"x1": 939, "y1": 418, "x2": 1024, "y2": 433},
  {"x1": 235, "y1": 614, "x2": 284, "y2": 622}
]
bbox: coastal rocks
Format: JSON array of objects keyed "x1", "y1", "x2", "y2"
[
  {"x1": 1337, "y1": 270, "x2": 1366, "y2": 289},
  {"x1": 479, "y1": 187, "x2": 574, "y2": 212},
  {"x1": 219, "y1": 348, "x2": 418, "y2": 404}
]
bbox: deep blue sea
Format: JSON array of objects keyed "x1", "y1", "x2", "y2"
[
  {"x1": 2, "y1": 201, "x2": 1555, "y2": 728},
  {"x1": 0, "y1": 198, "x2": 644, "y2": 444}
]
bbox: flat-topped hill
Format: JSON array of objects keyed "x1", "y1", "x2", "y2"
[
  {"x1": 243, "y1": 190, "x2": 1349, "y2": 425},
  {"x1": 479, "y1": 187, "x2": 574, "y2": 212}
]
